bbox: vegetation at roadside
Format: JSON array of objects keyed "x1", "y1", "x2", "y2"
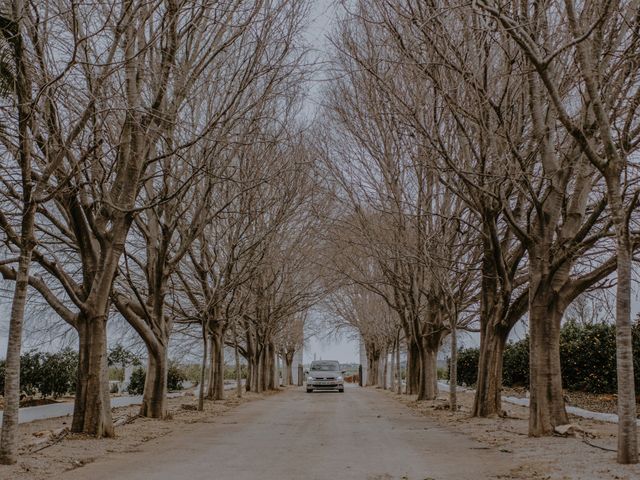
[
  {"x1": 0, "y1": 349, "x2": 78, "y2": 399},
  {"x1": 455, "y1": 320, "x2": 640, "y2": 394}
]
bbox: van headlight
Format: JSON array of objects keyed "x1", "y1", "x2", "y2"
[
  {"x1": 337, "y1": 376, "x2": 343, "y2": 381},
  {"x1": 307, "y1": 377, "x2": 314, "y2": 382}
]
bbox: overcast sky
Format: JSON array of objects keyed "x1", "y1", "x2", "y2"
[{"x1": 2, "y1": 0, "x2": 639, "y2": 366}]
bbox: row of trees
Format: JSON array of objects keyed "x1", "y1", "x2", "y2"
[
  {"x1": 319, "y1": 0, "x2": 640, "y2": 464},
  {"x1": 0, "y1": 0, "x2": 319, "y2": 464}
]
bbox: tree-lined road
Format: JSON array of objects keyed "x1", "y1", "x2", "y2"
[{"x1": 62, "y1": 387, "x2": 515, "y2": 480}]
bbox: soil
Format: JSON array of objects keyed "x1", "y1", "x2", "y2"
[
  {"x1": 501, "y1": 386, "x2": 640, "y2": 417},
  {"x1": 386, "y1": 386, "x2": 640, "y2": 479},
  {"x1": 0, "y1": 389, "x2": 274, "y2": 480}
]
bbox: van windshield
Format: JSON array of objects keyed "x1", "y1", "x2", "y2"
[{"x1": 311, "y1": 362, "x2": 340, "y2": 371}]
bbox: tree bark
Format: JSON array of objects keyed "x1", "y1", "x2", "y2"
[
  {"x1": 528, "y1": 285, "x2": 568, "y2": 436},
  {"x1": 405, "y1": 336, "x2": 420, "y2": 394},
  {"x1": 389, "y1": 338, "x2": 396, "y2": 392},
  {"x1": 72, "y1": 314, "x2": 114, "y2": 437},
  {"x1": 198, "y1": 329, "x2": 208, "y2": 411},
  {"x1": 396, "y1": 331, "x2": 402, "y2": 394},
  {"x1": 0, "y1": 0, "x2": 37, "y2": 463},
  {"x1": 449, "y1": 327, "x2": 457, "y2": 411},
  {"x1": 366, "y1": 346, "x2": 379, "y2": 387},
  {"x1": 472, "y1": 324, "x2": 509, "y2": 417},
  {"x1": 233, "y1": 324, "x2": 242, "y2": 398},
  {"x1": 140, "y1": 345, "x2": 168, "y2": 418},
  {"x1": 607, "y1": 179, "x2": 638, "y2": 463},
  {"x1": 0, "y1": 229, "x2": 35, "y2": 464},
  {"x1": 207, "y1": 327, "x2": 225, "y2": 400},
  {"x1": 284, "y1": 353, "x2": 294, "y2": 385},
  {"x1": 417, "y1": 337, "x2": 438, "y2": 401}
]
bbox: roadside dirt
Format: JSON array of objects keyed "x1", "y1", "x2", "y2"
[
  {"x1": 501, "y1": 386, "x2": 640, "y2": 417},
  {"x1": 385, "y1": 386, "x2": 640, "y2": 479},
  {"x1": 0, "y1": 389, "x2": 273, "y2": 480}
]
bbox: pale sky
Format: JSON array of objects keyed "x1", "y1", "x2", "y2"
[{"x1": 2, "y1": 0, "x2": 639, "y2": 367}]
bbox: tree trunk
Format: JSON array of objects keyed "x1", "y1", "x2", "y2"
[
  {"x1": 265, "y1": 342, "x2": 277, "y2": 390},
  {"x1": 389, "y1": 338, "x2": 396, "y2": 392},
  {"x1": 396, "y1": 331, "x2": 402, "y2": 394},
  {"x1": 72, "y1": 315, "x2": 114, "y2": 437},
  {"x1": 245, "y1": 326, "x2": 256, "y2": 392},
  {"x1": 381, "y1": 348, "x2": 388, "y2": 390},
  {"x1": 472, "y1": 324, "x2": 509, "y2": 417},
  {"x1": 284, "y1": 352, "x2": 294, "y2": 385},
  {"x1": 366, "y1": 348, "x2": 379, "y2": 387},
  {"x1": 417, "y1": 338, "x2": 438, "y2": 401},
  {"x1": 449, "y1": 327, "x2": 457, "y2": 411},
  {"x1": 198, "y1": 328, "x2": 208, "y2": 411},
  {"x1": 608, "y1": 180, "x2": 638, "y2": 464},
  {"x1": 405, "y1": 336, "x2": 420, "y2": 394},
  {"x1": 273, "y1": 351, "x2": 280, "y2": 389},
  {"x1": 140, "y1": 345, "x2": 168, "y2": 418},
  {"x1": 0, "y1": 232, "x2": 35, "y2": 464},
  {"x1": 233, "y1": 324, "x2": 242, "y2": 398},
  {"x1": 528, "y1": 287, "x2": 568, "y2": 436},
  {"x1": 0, "y1": 0, "x2": 36, "y2": 463},
  {"x1": 207, "y1": 329, "x2": 225, "y2": 400}
]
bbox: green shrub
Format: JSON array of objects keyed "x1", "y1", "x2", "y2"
[
  {"x1": 0, "y1": 349, "x2": 78, "y2": 398},
  {"x1": 127, "y1": 367, "x2": 146, "y2": 395},
  {"x1": 224, "y1": 364, "x2": 248, "y2": 380},
  {"x1": 38, "y1": 349, "x2": 78, "y2": 398},
  {"x1": 126, "y1": 363, "x2": 186, "y2": 394},
  {"x1": 455, "y1": 348, "x2": 479, "y2": 386},
  {"x1": 454, "y1": 320, "x2": 640, "y2": 394},
  {"x1": 502, "y1": 338, "x2": 529, "y2": 387},
  {"x1": 168, "y1": 363, "x2": 186, "y2": 391}
]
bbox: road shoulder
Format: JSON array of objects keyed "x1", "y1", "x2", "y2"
[
  {"x1": 382, "y1": 386, "x2": 640, "y2": 479},
  {"x1": 0, "y1": 388, "x2": 278, "y2": 480}
]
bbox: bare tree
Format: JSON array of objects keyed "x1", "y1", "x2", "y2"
[{"x1": 475, "y1": 0, "x2": 640, "y2": 462}]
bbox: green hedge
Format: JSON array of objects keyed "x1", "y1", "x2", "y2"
[
  {"x1": 0, "y1": 348, "x2": 78, "y2": 398},
  {"x1": 455, "y1": 321, "x2": 640, "y2": 394},
  {"x1": 127, "y1": 363, "x2": 187, "y2": 394}
]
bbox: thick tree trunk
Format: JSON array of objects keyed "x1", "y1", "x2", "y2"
[
  {"x1": 257, "y1": 343, "x2": 270, "y2": 392},
  {"x1": 528, "y1": 287, "x2": 568, "y2": 436},
  {"x1": 72, "y1": 315, "x2": 114, "y2": 437},
  {"x1": 140, "y1": 345, "x2": 168, "y2": 418},
  {"x1": 249, "y1": 355, "x2": 259, "y2": 392},
  {"x1": 366, "y1": 347, "x2": 379, "y2": 387},
  {"x1": 405, "y1": 336, "x2": 420, "y2": 394},
  {"x1": 253, "y1": 345, "x2": 264, "y2": 393},
  {"x1": 417, "y1": 338, "x2": 438, "y2": 401},
  {"x1": 265, "y1": 343, "x2": 277, "y2": 390},
  {"x1": 284, "y1": 354, "x2": 294, "y2": 385},
  {"x1": 207, "y1": 329, "x2": 225, "y2": 400},
  {"x1": 472, "y1": 324, "x2": 509, "y2": 417}
]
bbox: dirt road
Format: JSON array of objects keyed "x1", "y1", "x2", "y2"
[{"x1": 61, "y1": 386, "x2": 515, "y2": 480}]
